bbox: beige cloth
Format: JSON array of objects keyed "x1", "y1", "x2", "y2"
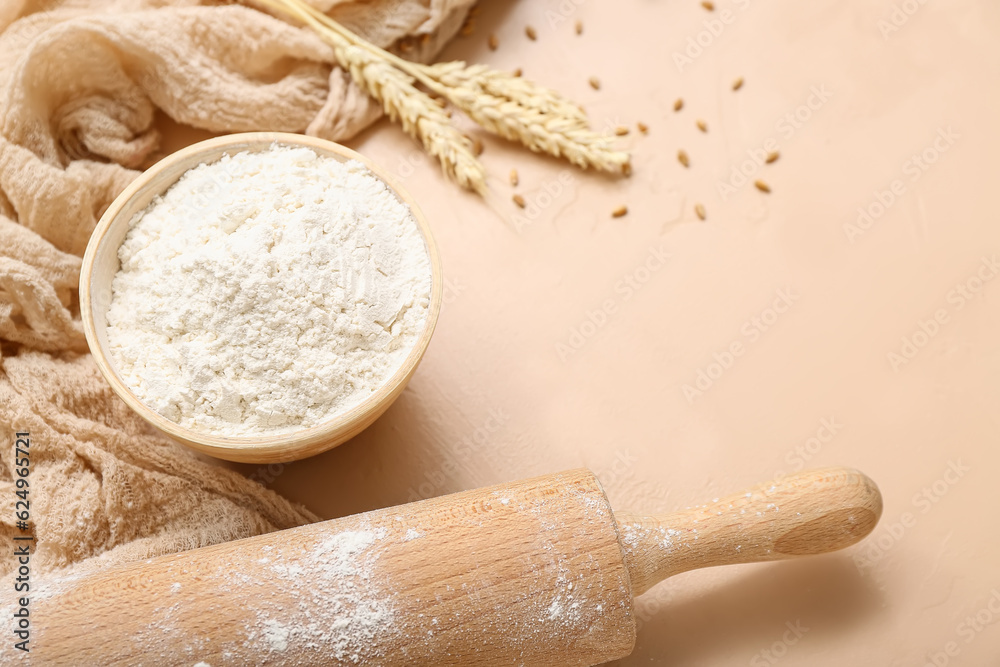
[{"x1": 0, "y1": 0, "x2": 472, "y2": 578}]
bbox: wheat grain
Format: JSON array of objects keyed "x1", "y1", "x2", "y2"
[
  {"x1": 674, "y1": 98, "x2": 684, "y2": 111},
  {"x1": 695, "y1": 203, "x2": 706, "y2": 220},
  {"x1": 510, "y1": 169, "x2": 519, "y2": 187},
  {"x1": 678, "y1": 150, "x2": 690, "y2": 168},
  {"x1": 612, "y1": 205, "x2": 628, "y2": 218},
  {"x1": 754, "y1": 180, "x2": 771, "y2": 193}
]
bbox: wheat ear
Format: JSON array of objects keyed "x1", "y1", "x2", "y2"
[
  {"x1": 256, "y1": 0, "x2": 486, "y2": 194},
  {"x1": 257, "y1": 0, "x2": 631, "y2": 189},
  {"x1": 424, "y1": 62, "x2": 589, "y2": 125},
  {"x1": 440, "y1": 84, "x2": 631, "y2": 174},
  {"x1": 416, "y1": 62, "x2": 630, "y2": 173}
]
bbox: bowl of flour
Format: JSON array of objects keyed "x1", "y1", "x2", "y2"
[{"x1": 80, "y1": 133, "x2": 441, "y2": 463}]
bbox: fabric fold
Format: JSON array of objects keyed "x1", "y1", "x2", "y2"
[{"x1": 0, "y1": 0, "x2": 474, "y2": 579}]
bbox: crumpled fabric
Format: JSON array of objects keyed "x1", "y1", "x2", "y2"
[{"x1": 0, "y1": 0, "x2": 473, "y2": 578}]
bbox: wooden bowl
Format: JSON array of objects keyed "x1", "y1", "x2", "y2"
[{"x1": 80, "y1": 133, "x2": 443, "y2": 464}]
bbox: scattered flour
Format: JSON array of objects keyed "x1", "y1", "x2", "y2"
[
  {"x1": 620, "y1": 521, "x2": 685, "y2": 554},
  {"x1": 251, "y1": 527, "x2": 395, "y2": 663},
  {"x1": 263, "y1": 619, "x2": 290, "y2": 652},
  {"x1": 106, "y1": 144, "x2": 432, "y2": 436}
]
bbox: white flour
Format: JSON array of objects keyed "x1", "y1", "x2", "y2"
[
  {"x1": 106, "y1": 144, "x2": 432, "y2": 436},
  {"x1": 245, "y1": 528, "x2": 395, "y2": 663}
]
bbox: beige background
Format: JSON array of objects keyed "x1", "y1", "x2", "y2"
[{"x1": 165, "y1": 0, "x2": 1000, "y2": 664}]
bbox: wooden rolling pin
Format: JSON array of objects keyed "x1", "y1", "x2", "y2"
[{"x1": 24, "y1": 467, "x2": 880, "y2": 666}]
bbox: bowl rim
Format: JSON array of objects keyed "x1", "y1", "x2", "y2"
[{"x1": 80, "y1": 132, "x2": 444, "y2": 462}]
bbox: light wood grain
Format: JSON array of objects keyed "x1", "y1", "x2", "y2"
[
  {"x1": 78, "y1": 132, "x2": 443, "y2": 463},
  {"x1": 17, "y1": 467, "x2": 881, "y2": 665},
  {"x1": 26, "y1": 470, "x2": 635, "y2": 666},
  {"x1": 616, "y1": 467, "x2": 883, "y2": 595}
]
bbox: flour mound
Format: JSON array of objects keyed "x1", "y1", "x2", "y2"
[{"x1": 106, "y1": 144, "x2": 432, "y2": 436}]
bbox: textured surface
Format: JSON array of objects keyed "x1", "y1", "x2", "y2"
[
  {"x1": 0, "y1": 0, "x2": 994, "y2": 662},
  {"x1": 213, "y1": 1, "x2": 999, "y2": 664}
]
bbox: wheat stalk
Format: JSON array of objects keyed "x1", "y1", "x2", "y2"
[
  {"x1": 254, "y1": 0, "x2": 486, "y2": 193},
  {"x1": 254, "y1": 0, "x2": 631, "y2": 191}
]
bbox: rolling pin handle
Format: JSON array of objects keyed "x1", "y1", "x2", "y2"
[{"x1": 614, "y1": 467, "x2": 883, "y2": 596}]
